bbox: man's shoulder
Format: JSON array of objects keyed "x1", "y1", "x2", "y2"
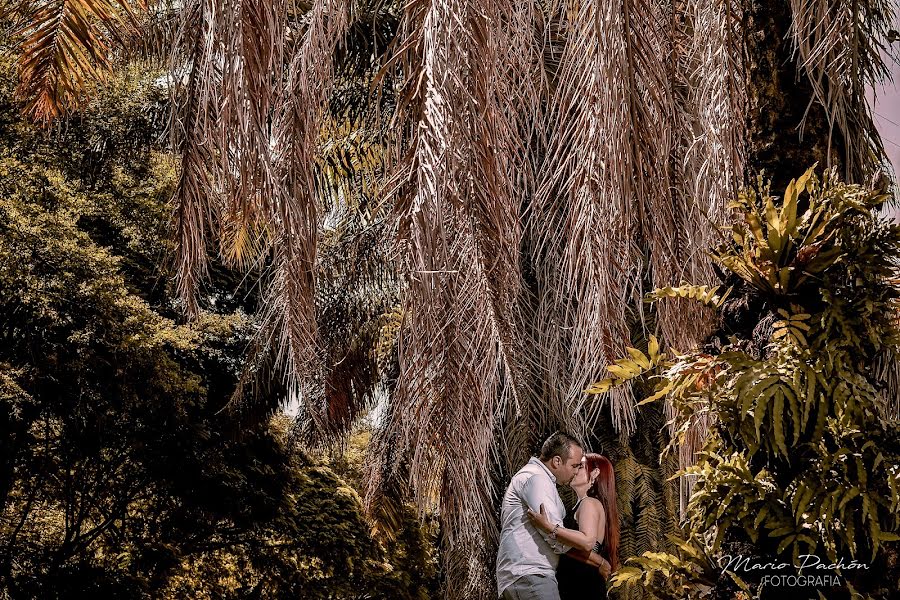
[
  {"x1": 515, "y1": 464, "x2": 559, "y2": 500},
  {"x1": 516, "y1": 458, "x2": 547, "y2": 476},
  {"x1": 507, "y1": 464, "x2": 537, "y2": 486},
  {"x1": 504, "y1": 461, "x2": 547, "y2": 495},
  {"x1": 510, "y1": 462, "x2": 545, "y2": 483}
]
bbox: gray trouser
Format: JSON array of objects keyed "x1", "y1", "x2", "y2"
[{"x1": 501, "y1": 574, "x2": 561, "y2": 600}]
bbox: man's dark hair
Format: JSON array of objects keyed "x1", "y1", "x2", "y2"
[{"x1": 539, "y1": 432, "x2": 582, "y2": 462}]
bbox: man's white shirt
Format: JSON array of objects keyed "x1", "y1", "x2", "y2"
[{"x1": 495, "y1": 457, "x2": 572, "y2": 597}]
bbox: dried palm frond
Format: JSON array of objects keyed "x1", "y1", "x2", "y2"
[
  {"x1": 531, "y1": 0, "x2": 616, "y2": 437},
  {"x1": 363, "y1": 379, "x2": 422, "y2": 541},
  {"x1": 667, "y1": 0, "x2": 744, "y2": 343},
  {"x1": 661, "y1": 0, "x2": 746, "y2": 509},
  {"x1": 367, "y1": 0, "x2": 545, "y2": 595},
  {"x1": 245, "y1": 0, "x2": 350, "y2": 430},
  {"x1": 218, "y1": 199, "x2": 270, "y2": 271},
  {"x1": 680, "y1": 0, "x2": 745, "y2": 216},
  {"x1": 128, "y1": 0, "x2": 182, "y2": 66},
  {"x1": 169, "y1": 0, "x2": 238, "y2": 317},
  {"x1": 7, "y1": 0, "x2": 141, "y2": 120},
  {"x1": 294, "y1": 3, "x2": 402, "y2": 444},
  {"x1": 296, "y1": 200, "x2": 400, "y2": 448},
  {"x1": 529, "y1": 0, "x2": 688, "y2": 440},
  {"x1": 169, "y1": 0, "x2": 352, "y2": 427},
  {"x1": 874, "y1": 348, "x2": 900, "y2": 421},
  {"x1": 789, "y1": 0, "x2": 897, "y2": 183}
]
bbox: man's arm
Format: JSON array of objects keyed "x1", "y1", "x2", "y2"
[{"x1": 520, "y1": 476, "x2": 571, "y2": 553}]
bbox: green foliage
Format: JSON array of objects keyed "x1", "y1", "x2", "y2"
[
  {"x1": 715, "y1": 166, "x2": 846, "y2": 296},
  {"x1": 0, "y1": 53, "x2": 437, "y2": 599},
  {"x1": 647, "y1": 284, "x2": 732, "y2": 309},
  {"x1": 308, "y1": 427, "x2": 441, "y2": 599},
  {"x1": 615, "y1": 453, "x2": 665, "y2": 554},
  {"x1": 585, "y1": 335, "x2": 665, "y2": 395},
  {"x1": 605, "y1": 169, "x2": 900, "y2": 599},
  {"x1": 612, "y1": 535, "x2": 728, "y2": 598}
]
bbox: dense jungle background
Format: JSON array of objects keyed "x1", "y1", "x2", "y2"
[
  {"x1": 1, "y1": 1, "x2": 900, "y2": 599},
  {"x1": 0, "y1": 54, "x2": 439, "y2": 598}
]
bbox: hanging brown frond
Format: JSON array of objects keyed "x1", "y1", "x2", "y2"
[
  {"x1": 295, "y1": 204, "x2": 400, "y2": 448},
  {"x1": 529, "y1": 0, "x2": 684, "y2": 439},
  {"x1": 874, "y1": 348, "x2": 900, "y2": 421},
  {"x1": 242, "y1": 0, "x2": 350, "y2": 429},
  {"x1": 169, "y1": 0, "x2": 351, "y2": 427},
  {"x1": 169, "y1": 0, "x2": 290, "y2": 316},
  {"x1": 661, "y1": 0, "x2": 746, "y2": 511},
  {"x1": 487, "y1": 0, "x2": 562, "y2": 475},
  {"x1": 660, "y1": 0, "x2": 743, "y2": 349},
  {"x1": 10, "y1": 0, "x2": 140, "y2": 120},
  {"x1": 367, "y1": 0, "x2": 546, "y2": 596},
  {"x1": 789, "y1": 0, "x2": 896, "y2": 183},
  {"x1": 126, "y1": 0, "x2": 182, "y2": 66},
  {"x1": 681, "y1": 0, "x2": 745, "y2": 216}
]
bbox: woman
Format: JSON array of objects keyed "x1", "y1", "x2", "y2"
[{"x1": 527, "y1": 453, "x2": 620, "y2": 599}]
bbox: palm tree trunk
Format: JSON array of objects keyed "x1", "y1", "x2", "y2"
[{"x1": 742, "y1": 0, "x2": 846, "y2": 194}]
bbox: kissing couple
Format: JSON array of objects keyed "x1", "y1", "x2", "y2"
[{"x1": 496, "y1": 432, "x2": 620, "y2": 600}]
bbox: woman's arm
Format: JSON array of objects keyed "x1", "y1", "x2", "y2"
[
  {"x1": 581, "y1": 499, "x2": 609, "y2": 577},
  {"x1": 528, "y1": 499, "x2": 611, "y2": 578},
  {"x1": 567, "y1": 548, "x2": 611, "y2": 580},
  {"x1": 526, "y1": 502, "x2": 598, "y2": 553}
]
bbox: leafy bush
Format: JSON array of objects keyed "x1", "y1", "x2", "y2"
[
  {"x1": 0, "y1": 53, "x2": 438, "y2": 599},
  {"x1": 605, "y1": 168, "x2": 900, "y2": 599}
]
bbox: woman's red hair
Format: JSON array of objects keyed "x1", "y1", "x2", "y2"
[{"x1": 584, "y1": 453, "x2": 620, "y2": 571}]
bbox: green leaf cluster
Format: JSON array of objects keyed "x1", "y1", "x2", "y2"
[
  {"x1": 0, "y1": 52, "x2": 438, "y2": 599},
  {"x1": 607, "y1": 168, "x2": 900, "y2": 598},
  {"x1": 712, "y1": 166, "x2": 881, "y2": 296}
]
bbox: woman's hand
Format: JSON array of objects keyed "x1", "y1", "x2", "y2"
[
  {"x1": 525, "y1": 503, "x2": 553, "y2": 533},
  {"x1": 596, "y1": 556, "x2": 611, "y2": 580}
]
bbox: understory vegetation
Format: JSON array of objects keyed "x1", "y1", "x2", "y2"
[
  {"x1": 0, "y1": 57, "x2": 438, "y2": 599},
  {"x1": 606, "y1": 169, "x2": 900, "y2": 599}
]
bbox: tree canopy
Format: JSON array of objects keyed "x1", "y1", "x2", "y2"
[
  {"x1": 0, "y1": 53, "x2": 438, "y2": 599},
  {"x1": 3, "y1": 1, "x2": 900, "y2": 598}
]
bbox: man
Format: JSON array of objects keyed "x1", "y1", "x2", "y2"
[{"x1": 496, "y1": 432, "x2": 611, "y2": 600}]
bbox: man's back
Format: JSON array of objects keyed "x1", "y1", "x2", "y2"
[{"x1": 495, "y1": 457, "x2": 569, "y2": 598}]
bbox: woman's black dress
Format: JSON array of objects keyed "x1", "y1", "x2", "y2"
[{"x1": 556, "y1": 498, "x2": 608, "y2": 600}]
